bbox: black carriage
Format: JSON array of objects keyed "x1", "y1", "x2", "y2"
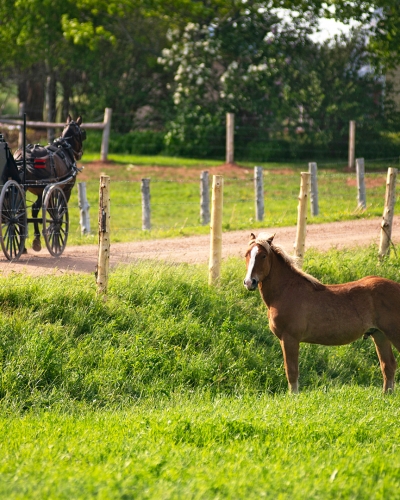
[{"x1": 0, "y1": 115, "x2": 85, "y2": 261}]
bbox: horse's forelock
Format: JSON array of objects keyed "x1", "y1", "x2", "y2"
[{"x1": 255, "y1": 232, "x2": 274, "y2": 252}]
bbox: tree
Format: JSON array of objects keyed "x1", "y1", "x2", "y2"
[
  {"x1": 159, "y1": 7, "x2": 394, "y2": 160},
  {"x1": 324, "y1": 0, "x2": 400, "y2": 69},
  {"x1": 158, "y1": 3, "x2": 320, "y2": 157}
]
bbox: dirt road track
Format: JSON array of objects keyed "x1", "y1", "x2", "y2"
[{"x1": 0, "y1": 216, "x2": 398, "y2": 277}]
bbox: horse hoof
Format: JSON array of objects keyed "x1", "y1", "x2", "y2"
[{"x1": 32, "y1": 238, "x2": 42, "y2": 252}]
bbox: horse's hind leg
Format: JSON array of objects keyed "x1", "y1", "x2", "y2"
[
  {"x1": 32, "y1": 197, "x2": 42, "y2": 252},
  {"x1": 371, "y1": 330, "x2": 397, "y2": 393},
  {"x1": 280, "y1": 336, "x2": 300, "y2": 394}
]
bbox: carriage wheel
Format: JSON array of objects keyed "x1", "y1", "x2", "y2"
[
  {"x1": 42, "y1": 185, "x2": 69, "y2": 257},
  {"x1": 0, "y1": 180, "x2": 27, "y2": 261}
]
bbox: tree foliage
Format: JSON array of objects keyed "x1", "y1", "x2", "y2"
[
  {"x1": 324, "y1": 0, "x2": 400, "y2": 68},
  {"x1": 159, "y1": 5, "x2": 393, "y2": 159},
  {"x1": 0, "y1": 0, "x2": 398, "y2": 159}
]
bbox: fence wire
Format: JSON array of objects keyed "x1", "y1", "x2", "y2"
[{"x1": 56, "y1": 157, "x2": 400, "y2": 246}]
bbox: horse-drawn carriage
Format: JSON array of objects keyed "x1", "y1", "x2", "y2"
[{"x1": 0, "y1": 115, "x2": 85, "y2": 261}]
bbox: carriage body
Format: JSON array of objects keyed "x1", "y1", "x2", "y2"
[
  {"x1": 0, "y1": 127, "x2": 80, "y2": 261},
  {"x1": 0, "y1": 136, "x2": 7, "y2": 182}
]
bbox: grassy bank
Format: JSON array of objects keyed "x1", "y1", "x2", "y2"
[
  {"x1": 1, "y1": 246, "x2": 400, "y2": 498},
  {"x1": 1, "y1": 247, "x2": 399, "y2": 409}
]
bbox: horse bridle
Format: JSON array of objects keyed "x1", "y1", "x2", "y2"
[{"x1": 63, "y1": 121, "x2": 86, "y2": 161}]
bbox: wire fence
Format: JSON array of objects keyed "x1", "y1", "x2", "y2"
[
  {"x1": 2, "y1": 109, "x2": 399, "y2": 163},
  {"x1": 55, "y1": 157, "x2": 400, "y2": 246}
]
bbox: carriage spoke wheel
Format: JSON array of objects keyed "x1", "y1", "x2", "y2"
[
  {"x1": 0, "y1": 180, "x2": 27, "y2": 261},
  {"x1": 42, "y1": 186, "x2": 69, "y2": 257}
]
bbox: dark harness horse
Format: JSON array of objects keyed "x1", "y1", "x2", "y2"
[{"x1": 13, "y1": 115, "x2": 86, "y2": 251}]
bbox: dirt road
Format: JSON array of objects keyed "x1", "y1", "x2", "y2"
[{"x1": 0, "y1": 216, "x2": 398, "y2": 277}]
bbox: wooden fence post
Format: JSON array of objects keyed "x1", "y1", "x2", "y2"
[
  {"x1": 348, "y1": 120, "x2": 356, "y2": 170},
  {"x1": 294, "y1": 172, "x2": 310, "y2": 264},
  {"x1": 308, "y1": 162, "x2": 319, "y2": 216},
  {"x1": 379, "y1": 167, "x2": 397, "y2": 258},
  {"x1": 0, "y1": 108, "x2": 112, "y2": 161},
  {"x1": 100, "y1": 107, "x2": 112, "y2": 162},
  {"x1": 209, "y1": 175, "x2": 223, "y2": 285},
  {"x1": 254, "y1": 166, "x2": 264, "y2": 221},
  {"x1": 18, "y1": 102, "x2": 25, "y2": 150},
  {"x1": 141, "y1": 178, "x2": 151, "y2": 230},
  {"x1": 200, "y1": 170, "x2": 210, "y2": 225},
  {"x1": 77, "y1": 182, "x2": 91, "y2": 235},
  {"x1": 356, "y1": 158, "x2": 366, "y2": 209},
  {"x1": 96, "y1": 175, "x2": 110, "y2": 295},
  {"x1": 226, "y1": 113, "x2": 234, "y2": 164}
]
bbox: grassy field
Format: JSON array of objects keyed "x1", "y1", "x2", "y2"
[
  {"x1": 1, "y1": 388, "x2": 400, "y2": 499},
  {"x1": 1, "y1": 247, "x2": 400, "y2": 498},
  {"x1": 28, "y1": 152, "x2": 400, "y2": 247}
]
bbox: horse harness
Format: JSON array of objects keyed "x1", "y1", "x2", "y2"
[{"x1": 16, "y1": 138, "x2": 77, "y2": 182}]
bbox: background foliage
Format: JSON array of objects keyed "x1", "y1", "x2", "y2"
[{"x1": 0, "y1": 0, "x2": 399, "y2": 161}]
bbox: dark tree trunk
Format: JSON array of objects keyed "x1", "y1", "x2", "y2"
[
  {"x1": 61, "y1": 78, "x2": 72, "y2": 121},
  {"x1": 45, "y1": 72, "x2": 57, "y2": 142},
  {"x1": 17, "y1": 65, "x2": 46, "y2": 121}
]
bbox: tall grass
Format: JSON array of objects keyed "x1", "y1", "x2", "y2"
[{"x1": 0, "y1": 245, "x2": 399, "y2": 411}]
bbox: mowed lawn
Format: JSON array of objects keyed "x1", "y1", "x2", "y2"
[{"x1": 1, "y1": 388, "x2": 399, "y2": 499}]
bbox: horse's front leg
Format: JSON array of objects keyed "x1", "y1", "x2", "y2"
[
  {"x1": 32, "y1": 197, "x2": 42, "y2": 252},
  {"x1": 280, "y1": 336, "x2": 300, "y2": 394}
]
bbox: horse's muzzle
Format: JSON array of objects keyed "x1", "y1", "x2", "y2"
[{"x1": 243, "y1": 278, "x2": 258, "y2": 291}]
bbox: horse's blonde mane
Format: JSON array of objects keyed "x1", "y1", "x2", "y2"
[{"x1": 252, "y1": 233, "x2": 323, "y2": 289}]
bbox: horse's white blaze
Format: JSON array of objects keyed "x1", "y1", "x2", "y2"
[{"x1": 244, "y1": 245, "x2": 259, "y2": 286}]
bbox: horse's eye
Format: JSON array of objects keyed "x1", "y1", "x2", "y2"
[{"x1": 262, "y1": 254, "x2": 266, "y2": 259}]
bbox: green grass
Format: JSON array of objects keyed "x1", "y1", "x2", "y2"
[
  {"x1": 2, "y1": 246, "x2": 400, "y2": 409},
  {"x1": 1, "y1": 246, "x2": 400, "y2": 497},
  {"x1": 1, "y1": 388, "x2": 400, "y2": 499},
  {"x1": 82, "y1": 152, "x2": 224, "y2": 167},
  {"x1": 44, "y1": 153, "x2": 400, "y2": 247},
  {"x1": 83, "y1": 151, "x2": 400, "y2": 171}
]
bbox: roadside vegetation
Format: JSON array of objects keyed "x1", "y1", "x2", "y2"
[{"x1": 0, "y1": 246, "x2": 400, "y2": 497}]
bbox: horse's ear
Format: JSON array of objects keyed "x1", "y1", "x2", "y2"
[
  {"x1": 248, "y1": 233, "x2": 256, "y2": 246},
  {"x1": 66, "y1": 114, "x2": 72, "y2": 124},
  {"x1": 267, "y1": 234, "x2": 275, "y2": 245},
  {"x1": 76, "y1": 116, "x2": 82, "y2": 125}
]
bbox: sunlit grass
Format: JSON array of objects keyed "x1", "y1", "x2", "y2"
[
  {"x1": 51, "y1": 154, "x2": 398, "y2": 246},
  {"x1": 5, "y1": 150, "x2": 361, "y2": 249},
  {"x1": 83, "y1": 152, "x2": 224, "y2": 167},
  {"x1": 1, "y1": 388, "x2": 400, "y2": 499},
  {"x1": 1, "y1": 246, "x2": 400, "y2": 497}
]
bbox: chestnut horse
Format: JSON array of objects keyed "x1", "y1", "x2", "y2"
[{"x1": 243, "y1": 232, "x2": 400, "y2": 393}]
